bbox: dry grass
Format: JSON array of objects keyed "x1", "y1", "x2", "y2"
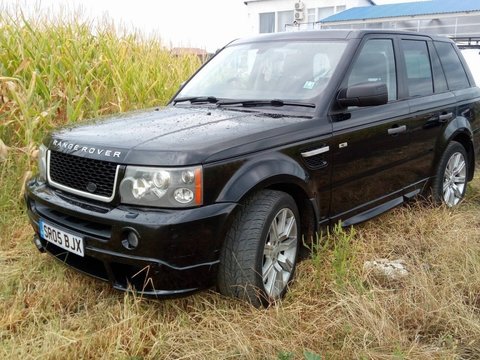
[
  {"x1": 1, "y1": 177, "x2": 479, "y2": 359},
  {"x1": 1, "y1": 9, "x2": 480, "y2": 360}
]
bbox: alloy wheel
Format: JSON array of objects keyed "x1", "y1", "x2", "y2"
[
  {"x1": 442, "y1": 151, "x2": 467, "y2": 207},
  {"x1": 262, "y1": 208, "x2": 298, "y2": 299}
]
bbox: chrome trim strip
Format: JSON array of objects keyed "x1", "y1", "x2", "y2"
[
  {"x1": 47, "y1": 150, "x2": 119, "y2": 203},
  {"x1": 301, "y1": 146, "x2": 330, "y2": 158}
]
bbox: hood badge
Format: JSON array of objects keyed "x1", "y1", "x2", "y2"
[{"x1": 51, "y1": 139, "x2": 122, "y2": 158}]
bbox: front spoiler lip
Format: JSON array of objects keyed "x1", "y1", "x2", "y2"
[
  {"x1": 90, "y1": 246, "x2": 220, "y2": 271},
  {"x1": 32, "y1": 233, "x2": 217, "y2": 297}
]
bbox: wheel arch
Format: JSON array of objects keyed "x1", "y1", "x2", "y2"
[
  {"x1": 439, "y1": 117, "x2": 475, "y2": 181},
  {"x1": 450, "y1": 132, "x2": 475, "y2": 181},
  {"x1": 215, "y1": 153, "x2": 318, "y2": 240},
  {"x1": 264, "y1": 182, "x2": 318, "y2": 243}
]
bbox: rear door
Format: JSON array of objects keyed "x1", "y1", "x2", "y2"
[
  {"x1": 399, "y1": 36, "x2": 456, "y2": 191},
  {"x1": 434, "y1": 40, "x2": 480, "y2": 169}
]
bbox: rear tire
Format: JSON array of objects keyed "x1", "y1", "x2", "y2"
[
  {"x1": 217, "y1": 190, "x2": 300, "y2": 307},
  {"x1": 432, "y1": 141, "x2": 469, "y2": 207}
]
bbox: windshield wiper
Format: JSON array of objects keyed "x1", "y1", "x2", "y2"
[
  {"x1": 216, "y1": 99, "x2": 315, "y2": 108},
  {"x1": 173, "y1": 96, "x2": 219, "y2": 105}
]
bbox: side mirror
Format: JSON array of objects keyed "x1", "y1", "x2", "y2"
[{"x1": 337, "y1": 82, "x2": 388, "y2": 108}]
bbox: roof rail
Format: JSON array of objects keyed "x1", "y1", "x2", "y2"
[{"x1": 451, "y1": 37, "x2": 480, "y2": 49}]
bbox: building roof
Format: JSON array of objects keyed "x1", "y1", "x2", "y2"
[
  {"x1": 321, "y1": 0, "x2": 480, "y2": 23},
  {"x1": 243, "y1": 0, "x2": 376, "y2": 5},
  {"x1": 171, "y1": 47, "x2": 208, "y2": 56}
]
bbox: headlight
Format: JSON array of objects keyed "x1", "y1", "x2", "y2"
[
  {"x1": 38, "y1": 144, "x2": 48, "y2": 183},
  {"x1": 119, "y1": 166, "x2": 203, "y2": 208}
]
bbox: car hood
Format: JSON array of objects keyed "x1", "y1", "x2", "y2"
[{"x1": 47, "y1": 106, "x2": 316, "y2": 166}]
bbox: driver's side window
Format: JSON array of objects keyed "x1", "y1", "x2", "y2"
[{"x1": 347, "y1": 39, "x2": 397, "y2": 101}]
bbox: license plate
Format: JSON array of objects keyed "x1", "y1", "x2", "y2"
[{"x1": 39, "y1": 219, "x2": 85, "y2": 257}]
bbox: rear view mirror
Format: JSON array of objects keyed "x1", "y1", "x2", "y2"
[{"x1": 337, "y1": 82, "x2": 388, "y2": 108}]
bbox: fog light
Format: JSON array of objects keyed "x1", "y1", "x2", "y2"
[{"x1": 122, "y1": 229, "x2": 139, "y2": 250}]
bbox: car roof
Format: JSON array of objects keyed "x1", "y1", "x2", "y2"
[{"x1": 229, "y1": 30, "x2": 454, "y2": 46}]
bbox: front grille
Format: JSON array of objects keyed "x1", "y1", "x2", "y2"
[{"x1": 48, "y1": 151, "x2": 118, "y2": 200}]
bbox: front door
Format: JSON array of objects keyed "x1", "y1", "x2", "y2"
[{"x1": 329, "y1": 37, "x2": 416, "y2": 223}]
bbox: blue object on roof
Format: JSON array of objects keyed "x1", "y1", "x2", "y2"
[{"x1": 321, "y1": 0, "x2": 480, "y2": 23}]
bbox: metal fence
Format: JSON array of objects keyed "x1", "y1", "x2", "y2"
[{"x1": 285, "y1": 14, "x2": 480, "y2": 39}]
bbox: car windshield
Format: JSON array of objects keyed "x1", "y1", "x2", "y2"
[{"x1": 176, "y1": 40, "x2": 348, "y2": 103}]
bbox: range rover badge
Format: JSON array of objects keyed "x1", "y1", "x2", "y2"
[{"x1": 86, "y1": 182, "x2": 97, "y2": 193}]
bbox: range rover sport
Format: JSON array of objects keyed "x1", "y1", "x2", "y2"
[{"x1": 25, "y1": 30, "x2": 480, "y2": 307}]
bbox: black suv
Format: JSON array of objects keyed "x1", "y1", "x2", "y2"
[{"x1": 26, "y1": 30, "x2": 480, "y2": 307}]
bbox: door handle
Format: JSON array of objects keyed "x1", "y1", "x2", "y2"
[
  {"x1": 387, "y1": 125, "x2": 406, "y2": 135},
  {"x1": 301, "y1": 146, "x2": 330, "y2": 158},
  {"x1": 438, "y1": 112, "x2": 453, "y2": 123}
]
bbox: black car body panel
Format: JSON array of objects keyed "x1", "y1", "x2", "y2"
[
  {"x1": 47, "y1": 107, "x2": 316, "y2": 166},
  {"x1": 25, "y1": 30, "x2": 480, "y2": 296}
]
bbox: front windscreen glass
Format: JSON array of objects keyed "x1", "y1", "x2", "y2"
[{"x1": 176, "y1": 40, "x2": 347, "y2": 102}]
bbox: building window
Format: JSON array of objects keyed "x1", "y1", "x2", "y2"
[
  {"x1": 306, "y1": 8, "x2": 316, "y2": 29},
  {"x1": 307, "y1": 8, "x2": 316, "y2": 22},
  {"x1": 336, "y1": 5, "x2": 346, "y2": 13},
  {"x1": 277, "y1": 10, "x2": 294, "y2": 32},
  {"x1": 259, "y1": 12, "x2": 275, "y2": 33},
  {"x1": 318, "y1": 7, "x2": 334, "y2": 21}
]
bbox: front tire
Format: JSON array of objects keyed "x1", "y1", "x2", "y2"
[
  {"x1": 217, "y1": 190, "x2": 300, "y2": 307},
  {"x1": 432, "y1": 141, "x2": 469, "y2": 207}
]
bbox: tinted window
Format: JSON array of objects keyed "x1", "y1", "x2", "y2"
[
  {"x1": 347, "y1": 39, "x2": 397, "y2": 101},
  {"x1": 402, "y1": 40, "x2": 433, "y2": 97},
  {"x1": 434, "y1": 42, "x2": 470, "y2": 90},
  {"x1": 429, "y1": 42, "x2": 448, "y2": 93}
]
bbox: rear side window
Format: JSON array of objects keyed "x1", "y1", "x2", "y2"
[
  {"x1": 402, "y1": 40, "x2": 433, "y2": 97},
  {"x1": 434, "y1": 42, "x2": 470, "y2": 90}
]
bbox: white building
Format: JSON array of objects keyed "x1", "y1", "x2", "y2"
[
  {"x1": 243, "y1": 0, "x2": 468, "y2": 34},
  {"x1": 243, "y1": 0, "x2": 375, "y2": 33}
]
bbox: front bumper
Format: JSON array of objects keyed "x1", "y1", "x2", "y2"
[{"x1": 25, "y1": 179, "x2": 237, "y2": 296}]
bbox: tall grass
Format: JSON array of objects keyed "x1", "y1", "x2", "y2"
[
  {"x1": 1, "y1": 9, "x2": 480, "y2": 360},
  {"x1": 0, "y1": 10, "x2": 200, "y2": 220}
]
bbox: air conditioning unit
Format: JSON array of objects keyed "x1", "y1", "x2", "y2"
[
  {"x1": 294, "y1": 11, "x2": 304, "y2": 21},
  {"x1": 294, "y1": 1, "x2": 305, "y2": 22},
  {"x1": 294, "y1": 1, "x2": 304, "y2": 11}
]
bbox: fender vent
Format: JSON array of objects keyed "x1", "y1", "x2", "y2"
[
  {"x1": 300, "y1": 146, "x2": 328, "y2": 170},
  {"x1": 302, "y1": 156, "x2": 327, "y2": 170}
]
